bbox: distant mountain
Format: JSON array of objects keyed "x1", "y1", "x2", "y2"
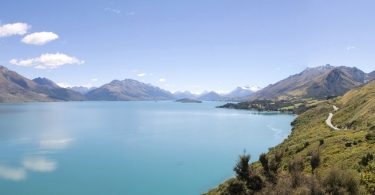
[
  {"x1": 225, "y1": 85, "x2": 261, "y2": 99},
  {"x1": 249, "y1": 65, "x2": 374, "y2": 100},
  {"x1": 367, "y1": 71, "x2": 375, "y2": 82},
  {"x1": 85, "y1": 79, "x2": 174, "y2": 101},
  {"x1": 68, "y1": 86, "x2": 96, "y2": 94},
  {"x1": 32, "y1": 77, "x2": 86, "y2": 101},
  {"x1": 0, "y1": 66, "x2": 52, "y2": 102},
  {"x1": 197, "y1": 91, "x2": 224, "y2": 101},
  {"x1": 0, "y1": 66, "x2": 84, "y2": 102},
  {"x1": 173, "y1": 91, "x2": 198, "y2": 99}
]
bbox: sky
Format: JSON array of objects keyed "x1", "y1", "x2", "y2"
[{"x1": 0, "y1": 0, "x2": 375, "y2": 93}]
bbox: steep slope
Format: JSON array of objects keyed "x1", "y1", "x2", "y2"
[
  {"x1": 250, "y1": 65, "x2": 369, "y2": 100},
  {"x1": 332, "y1": 80, "x2": 375, "y2": 130},
  {"x1": 85, "y1": 79, "x2": 174, "y2": 101},
  {"x1": 0, "y1": 66, "x2": 53, "y2": 102},
  {"x1": 33, "y1": 77, "x2": 86, "y2": 101},
  {"x1": 206, "y1": 81, "x2": 375, "y2": 194}
]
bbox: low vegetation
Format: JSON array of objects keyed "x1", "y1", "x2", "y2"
[
  {"x1": 218, "y1": 98, "x2": 325, "y2": 114},
  {"x1": 205, "y1": 81, "x2": 375, "y2": 194}
]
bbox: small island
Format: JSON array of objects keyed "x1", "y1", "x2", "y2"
[{"x1": 175, "y1": 98, "x2": 202, "y2": 103}]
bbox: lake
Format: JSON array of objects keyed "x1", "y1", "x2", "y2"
[{"x1": 0, "y1": 101, "x2": 294, "y2": 195}]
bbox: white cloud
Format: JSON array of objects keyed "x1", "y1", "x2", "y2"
[
  {"x1": 346, "y1": 46, "x2": 356, "y2": 51},
  {"x1": 137, "y1": 73, "x2": 146, "y2": 77},
  {"x1": 0, "y1": 23, "x2": 30, "y2": 37},
  {"x1": 159, "y1": 78, "x2": 166, "y2": 82},
  {"x1": 0, "y1": 165, "x2": 26, "y2": 181},
  {"x1": 23, "y1": 157, "x2": 57, "y2": 172},
  {"x1": 126, "y1": 11, "x2": 136, "y2": 16},
  {"x1": 10, "y1": 53, "x2": 84, "y2": 69},
  {"x1": 91, "y1": 78, "x2": 99, "y2": 82},
  {"x1": 105, "y1": 7, "x2": 121, "y2": 15},
  {"x1": 22, "y1": 32, "x2": 59, "y2": 45}
]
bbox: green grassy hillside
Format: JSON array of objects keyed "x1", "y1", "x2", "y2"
[{"x1": 206, "y1": 81, "x2": 375, "y2": 194}]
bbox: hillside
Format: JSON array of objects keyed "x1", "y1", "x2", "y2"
[
  {"x1": 250, "y1": 65, "x2": 373, "y2": 100},
  {"x1": 206, "y1": 81, "x2": 375, "y2": 194},
  {"x1": 33, "y1": 77, "x2": 86, "y2": 101},
  {"x1": 85, "y1": 79, "x2": 174, "y2": 101}
]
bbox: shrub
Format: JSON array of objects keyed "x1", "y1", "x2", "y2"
[
  {"x1": 259, "y1": 153, "x2": 269, "y2": 173},
  {"x1": 311, "y1": 151, "x2": 320, "y2": 172},
  {"x1": 309, "y1": 176, "x2": 325, "y2": 195},
  {"x1": 234, "y1": 154, "x2": 251, "y2": 182},
  {"x1": 226, "y1": 179, "x2": 247, "y2": 195},
  {"x1": 319, "y1": 139, "x2": 324, "y2": 146},
  {"x1": 323, "y1": 168, "x2": 360, "y2": 195},
  {"x1": 360, "y1": 162, "x2": 375, "y2": 194},
  {"x1": 345, "y1": 142, "x2": 352, "y2": 147},
  {"x1": 288, "y1": 157, "x2": 304, "y2": 174},
  {"x1": 288, "y1": 157, "x2": 304, "y2": 188},
  {"x1": 247, "y1": 174, "x2": 263, "y2": 191},
  {"x1": 275, "y1": 151, "x2": 283, "y2": 163},
  {"x1": 359, "y1": 153, "x2": 374, "y2": 167},
  {"x1": 365, "y1": 131, "x2": 375, "y2": 143}
]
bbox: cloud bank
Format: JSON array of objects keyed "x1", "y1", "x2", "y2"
[
  {"x1": 0, "y1": 23, "x2": 30, "y2": 37},
  {"x1": 10, "y1": 53, "x2": 84, "y2": 69},
  {"x1": 22, "y1": 32, "x2": 59, "y2": 45}
]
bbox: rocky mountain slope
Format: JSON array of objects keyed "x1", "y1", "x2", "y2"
[
  {"x1": 250, "y1": 65, "x2": 373, "y2": 100},
  {"x1": 0, "y1": 66, "x2": 84, "y2": 102},
  {"x1": 85, "y1": 79, "x2": 174, "y2": 101}
]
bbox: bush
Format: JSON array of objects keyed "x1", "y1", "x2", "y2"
[
  {"x1": 359, "y1": 153, "x2": 374, "y2": 167},
  {"x1": 319, "y1": 139, "x2": 324, "y2": 146},
  {"x1": 365, "y1": 131, "x2": 375, "y2": 143},
  {"x1": 247, "y1": 174, "x2": 263, "y2": 191},
  {"x1": 309, "y1": 176, "x2": 325, "y2": 195},
  {"x1": 226, "y1": 179, "x2": 247, "y2": 195},
  {"x1": 288, "y1": 157, "x2": 304, "y2": 188},
  {"x1": 345, "y1": 142, "x2": 352, "y2": 147},
  {"x1": 275, "y1": 151, "x2": 283, "y2": 163},
  {"x1": 234, "y1": 154, "x2": 251, "y2": 182},
  {"x1": 360, "y1": 162, "x2": 375, "y2": 194},
  {"x1": 311, "y1": 151, "x2": 320, "y2": 171},
  {"x1": 259, "y1": 153, "x2": 269, "y2": 173},
  {"x1": 323, "y1": 168, "x2": 360, "y2": 195}
]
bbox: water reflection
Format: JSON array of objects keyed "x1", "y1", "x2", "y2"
[
  {"x1": 39, "y1": 138, "x2": 73, "y2": 150},
  {"x1": 0, "y1": 137, "x2": 73, "y2": 181},
  {"x1": 23, "y1": 157, "x2": 57, "y2": 172},
  {"x1": 0, "y1": 165, "x2": 26, "y2": 181}
]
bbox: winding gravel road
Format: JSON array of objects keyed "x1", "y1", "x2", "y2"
[{"x1": 325, "y1": 105, "x2": 340, "y2": 130}]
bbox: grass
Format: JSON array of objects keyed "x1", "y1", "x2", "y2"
[{"x1": 205, "y1": 81, "x2": 375, "y2": 194}]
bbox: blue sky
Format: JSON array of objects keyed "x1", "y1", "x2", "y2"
[{"x1": 0, "y1": 0, "x2": 374, "y2": 93}]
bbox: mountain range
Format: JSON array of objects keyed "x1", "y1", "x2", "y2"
[
  {"x1": 249, "y1": 64, "x2": 375, "y2": 100},
  {"x1": 0, "y1": 64, "x2": 374, "y2": 103},
  {"x1": 85, "y1": 79, "x2": 174, "y2": 101},
  {"x1": 0, "y1": 66, "x2": 84, "y2": 102}
]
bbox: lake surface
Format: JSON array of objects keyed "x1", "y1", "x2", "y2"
[{"x1": 0, "y1": 101, "x2": 294, "y2": 195}]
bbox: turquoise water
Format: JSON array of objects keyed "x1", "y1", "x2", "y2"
[{"x1": 0, "y1": 101, "x2": 294, "y2": 195}]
